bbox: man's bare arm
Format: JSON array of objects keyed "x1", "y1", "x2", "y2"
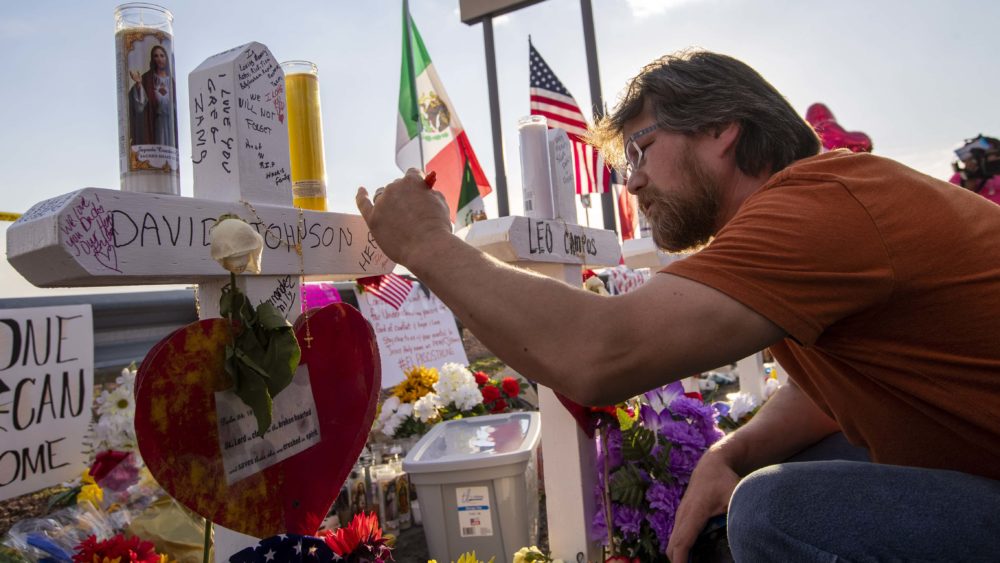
[{"x1": 358, "y1": 172, "x2": 785, "y2": 405}]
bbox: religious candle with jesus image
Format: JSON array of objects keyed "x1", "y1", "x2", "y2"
[{"x1": 114, "y1": 3, "x2": 180, "y2": 195}]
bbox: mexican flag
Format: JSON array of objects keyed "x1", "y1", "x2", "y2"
[
  {"x1": 456, "y1": 156, "x2": 486, "y2": 227},
  {"x1": 396, "y1": 8, "x2": 491, "y2": 223}
]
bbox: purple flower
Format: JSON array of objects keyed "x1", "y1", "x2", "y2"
[
  {"x1": 613, "y1": 504, "x2": 644, "y2": 538},
  {"x1": 713, "y1": 401, "x2": 731, "y2": 419},
  {"x1": 644, "y1": 382, "x2": 684, "y2": 413},
  {"x1": 591, "y1": 505, "x2": 609, "y2": 544},
  {"x1": 646, "y1": 481, "x2": 682, "y2": 515},
  {"x1": 670, "y1": 394, "x2": 715, "y2": 422},
  {"x1": 607, "y1": 427, "x2": 623, "y2": 468},
  {"x1": 659, "y1": 419, "x2": 707, "y2": 449},
  {"x1": 669, "y1": 445, "x2": 703, "y2": 484},
  {"x1": 646, "y1": 509, "x2": 674, "y2": 552},
  {"x1": 639, "y1": 404, "x2": 663, "y2": 432},
  {"x1": 698, "y1": 420, "x2": 725, "y2": 446}
]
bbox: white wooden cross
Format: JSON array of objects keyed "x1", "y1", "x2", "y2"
[
  {"x1": 463, "y1": 216, "x2": 621, "y2": 562},
  {"x1": 5, "y1": 41, "x2": 394, "y2": 557}
]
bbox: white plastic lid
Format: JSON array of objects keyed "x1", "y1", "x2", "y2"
[{"x1": 403, "y1": 412, "x2": 541, "y2": 474}]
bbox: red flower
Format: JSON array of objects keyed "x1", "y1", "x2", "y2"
[
  {"x1": 490, "y1": 398, "x2": 508, "y2": 414},
  {"x1": 320, "y1": 511, "x2": 386, "y2": 557},
  {"x1": 73, "y1": 534, "x2": 162, "y2": 563},
  {"x1": 590, "y1": 405, "x2": 617, "y2": 416},
  {"x1": 89, "y1": 450, "x2": 130, "y2": 482},
  {"x1": 473, "y1": 371, "x2": 490, "y2": 386},
  {"x1": 481, "y1": 385, "x2": 501, "y2": 402},
  {"x1": 501, "y1": 377, "x2": 520, "y2": 398}
]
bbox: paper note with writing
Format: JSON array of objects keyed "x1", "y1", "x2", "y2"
[
  {"x1": 215, "y1": 364, "x2": 320, "y2": 486},
  {"x1": 189, "y1": 41, "x2": 291, "y2": 206},
  {"x1": 355, "y1": 286, "x2": 468, "y2": 388},
  {"x1": 547, "y1": 128, "x2": 577, "y2": 224},
  {"x1": 0, "y1": 305, "x2": 93, "y2": 501},
  {"x1": 457, "y1": 486, "x2": 493, "y2": 537}
]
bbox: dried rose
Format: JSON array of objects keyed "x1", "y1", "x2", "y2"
[{"x1": 210, "y1": 215, "x2": 264, "y2": 274}]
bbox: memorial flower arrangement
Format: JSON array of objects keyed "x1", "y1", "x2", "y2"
[
  {"x1": 376, "y1": 363, "x2": 527, "y2": 439},
  {"x1": 592, "y1": 382, "x2": 723, "y2": 562}
]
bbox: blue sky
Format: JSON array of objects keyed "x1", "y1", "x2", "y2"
[{"x1": 2, "y1": 0, "x2": 999, "y2": 294}]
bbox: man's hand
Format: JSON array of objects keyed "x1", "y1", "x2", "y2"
[
  {"x1": 356, "y1": 168, "x2": 451, "y2": 266},
  {"x1": 666, "y1": 449, "x2": 740, "y2": 562}
]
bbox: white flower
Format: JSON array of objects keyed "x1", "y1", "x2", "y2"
[
  {"x1": 396, "y1": 403, "x2": 413, "y2": 418},
  {"x1": 763, "y1": 377, "x2": 780, "y2": 400},
  {"x1": 381, "y1": 395, "x2": 401, "y2": 416},
  {"x1": 413, "y1": 393, "x2": 441, "y2": 422},
  {"x1": 381, "y1": 414, "x2": 403, "y2": 437},
  {"x1": 433, "y1": 363, "x2": 481, "y2": 411},
  {"x1": 728, "y1": 392, "x2": 760, "y2": 422},
  {"x1": 210, "y1": 216, "x2": 264, "y2": 274},
  {"x1": 454, "y1": 386, "x2": 483, "y2": 412}
]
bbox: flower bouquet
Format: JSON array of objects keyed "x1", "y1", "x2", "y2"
[
  {"x1": 375, "y1": 363, "x2": 529, "y2": 441},
  {"x1": 593, "y1": 382, "x2": 723, "y2": 561}
]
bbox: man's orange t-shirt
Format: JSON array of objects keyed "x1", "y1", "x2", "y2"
[{"x1": 666, "y1": 150, "x2": 1000, "y2": 480}]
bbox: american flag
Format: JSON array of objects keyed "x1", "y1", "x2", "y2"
[
  {"x1": 529, "y1": 41, "x2": 611, "y2": 195},
  {"x1": 356, "y1": 273, "x2": 414, "y2": 310},
  {"x1": 229, "y1": 534, "x2": 337, "y2": 563}
]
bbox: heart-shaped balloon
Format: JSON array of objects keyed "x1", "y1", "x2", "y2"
[
  {"x1": 805, "y1": 102, "x2": 873, "y2": 153},
  {"x1": 134, "y1": 303, "x2": 380, "y2": 537}
]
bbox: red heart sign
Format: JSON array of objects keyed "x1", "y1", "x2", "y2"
[{"x1": 134, "y1": 303, "x2": 380, "y2": 537}]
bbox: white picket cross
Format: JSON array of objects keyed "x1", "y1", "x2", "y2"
[
  {"x1": 463, "y1": 216, "x2": 621, "y2": 562},
  {"x1": 5, "y1": 42, "x2": 393, "y2": 559}
]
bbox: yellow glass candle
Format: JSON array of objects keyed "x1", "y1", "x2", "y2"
[{"x1": 282, "y1": 61, "x2": 328, "y2": 211}]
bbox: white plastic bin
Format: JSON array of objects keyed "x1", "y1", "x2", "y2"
[{"x1": 403, "y1": 412, "x2": 541, "y2": 563}]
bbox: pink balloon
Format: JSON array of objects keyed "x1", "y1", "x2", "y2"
[{"x1": 806, "y1": 103, "x2": 873, "y2": 153}]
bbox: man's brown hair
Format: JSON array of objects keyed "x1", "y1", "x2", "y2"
[{"x1": 589, "y1": 50, "x2": 820, "y2": 176}]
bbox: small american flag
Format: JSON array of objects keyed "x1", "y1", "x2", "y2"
[
  {"x1": 529, "y1": 41, "x2": 611, "y2": 195},
  {"x1": 357, "y1": 273, "x2": 414, "y2": 310},
  {"x1": 229, "y1": 534, "x2": 336, "y2": 563}
]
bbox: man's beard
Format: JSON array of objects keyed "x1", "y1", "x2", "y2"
[{"x1": 639, "y1": 144, "x2": 721, "y2": 253}]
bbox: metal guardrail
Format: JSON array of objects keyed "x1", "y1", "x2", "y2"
[{"x1": 0, "y1": 283, "x2": 361, "y2": 383}]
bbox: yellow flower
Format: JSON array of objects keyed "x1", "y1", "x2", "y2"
[
  {"x1": 394, "y1": 365, "x2": 439, "y2": 403},
  {"x1": 454, "y1": 552, "x2": 494, "y2": 563},
  {"x1": 77, "y1": 482, "x2": 103, "y2": 507}
]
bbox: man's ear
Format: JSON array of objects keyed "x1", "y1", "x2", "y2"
[{"x1": 712, "y1": 122, "x2": 740, "y2": 157}]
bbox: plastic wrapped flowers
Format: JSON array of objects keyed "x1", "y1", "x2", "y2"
[{"x1": 592, "y1": 381, "x2": 724, "y2": 561}]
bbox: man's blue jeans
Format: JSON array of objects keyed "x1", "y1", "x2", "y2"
[{"x1": 727, "y1": 433, "x2": 1000, "y2": 562}]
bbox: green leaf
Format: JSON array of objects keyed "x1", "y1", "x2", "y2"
[
  {"x1": 46, "y1": 485, "x2": 81, "y2": 511},
  {"x1": 609, "y1": 464, "x2": 647, "y2": 507},
  {"x1": 617, "y1": 407, "x2": 635, "y2": 431},
  {"x1": 255, "y1": 302, "x2": 289, "y2": 330},
  {"x1": 219, "y1": 281, "x2": 302, "y2": 438},
  {"x1": 621, "y1": 426, "x2": 656, "y2": 461},
  {"x1": 232, "y1": 366, "x2": 273, "y2": 437}
]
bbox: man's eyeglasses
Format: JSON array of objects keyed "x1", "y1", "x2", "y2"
[{"x1": 624, "y1": 123, "x2": 660, "y2": 176}]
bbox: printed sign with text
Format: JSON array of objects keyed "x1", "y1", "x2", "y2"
[{"x1": 0, "y1": 305, "x2": 93, "y2": 501}]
